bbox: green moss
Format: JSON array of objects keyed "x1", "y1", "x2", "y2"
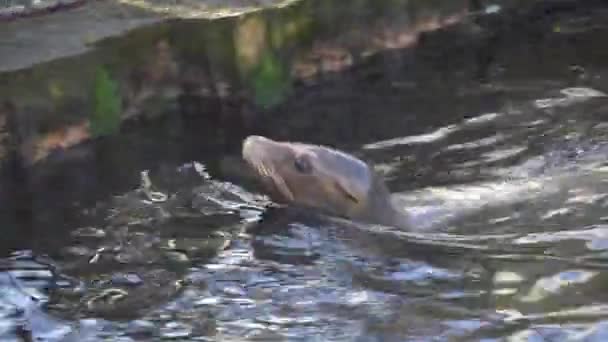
[
  {"x1": 251, "y1": 52, "x2": 291, "y2": 108},
  {"x1": 91, "y1": 67, "x2": 122, "y2": 137}
]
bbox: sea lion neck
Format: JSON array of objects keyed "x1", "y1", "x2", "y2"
[
  {"x1": 241, "y1": 135, "x2": 412, "y2": 229},
  {"x1": 358, "y1": 173, "x2": 411, "y2": 228}
]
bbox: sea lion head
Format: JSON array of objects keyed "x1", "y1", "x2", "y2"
[{"x1": 242, "y1": 135, "x2": 383, "y2": 220}]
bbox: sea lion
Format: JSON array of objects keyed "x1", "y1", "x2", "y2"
[
  {"x1": 241, "y1": 135, "x2": 412, "y2": 229},
  {"x1": 242, "y1": 135, "x2": 608, "y2": 232}
]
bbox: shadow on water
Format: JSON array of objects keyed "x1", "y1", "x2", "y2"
[{"x1": 1, "y1": 0, "x2": 608, "y2": 340}]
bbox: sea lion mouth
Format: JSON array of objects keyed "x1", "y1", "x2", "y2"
[
  {"x1": 252, "y1": 162, "x2": 295, "y2": 202},
  {"x1": 242, "y1": 135, "x2": 295, "y2": 202}
]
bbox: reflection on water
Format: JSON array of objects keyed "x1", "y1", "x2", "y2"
[{"x1": 1, "y1": 0, "x2": 608, "y2": 341}]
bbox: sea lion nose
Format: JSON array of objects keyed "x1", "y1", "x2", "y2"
[{"x1": 242, "y1": 135, "x2": 270, "y2": 156}]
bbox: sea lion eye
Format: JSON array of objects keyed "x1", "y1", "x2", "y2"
[{"x1": 293, "y1": 156, "x2": 313, "y2": 174}]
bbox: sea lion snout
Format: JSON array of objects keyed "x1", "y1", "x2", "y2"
[
  {"x1": 242, "y1": 135, "x2": 271, "y2": 159},
  {"x1": 242, "y1": 135, "x2": 296, "y2": 201},
  {"x1": 242, "y1": 135, "x2": 292, "y2": 172}
]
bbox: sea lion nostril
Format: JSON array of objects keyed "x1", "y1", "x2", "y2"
[{"x1": 242, "y1": 135, "x2": 263, "y2": 155}]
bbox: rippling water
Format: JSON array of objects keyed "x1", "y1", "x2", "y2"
[
  {"x1": 2, "y1": 3, "x2": 608, "y2": 342},
  {"x1": 4, "y1": 88, "x2": 605, "y2": 341}
]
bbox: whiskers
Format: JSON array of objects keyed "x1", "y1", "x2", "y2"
[{"x1": 250, "y1": 161, "x2": 295, "y2": 202}]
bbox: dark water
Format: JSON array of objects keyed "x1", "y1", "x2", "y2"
[{"x1": 1, "y1": 1, "x2": 608, "y2": 341}]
